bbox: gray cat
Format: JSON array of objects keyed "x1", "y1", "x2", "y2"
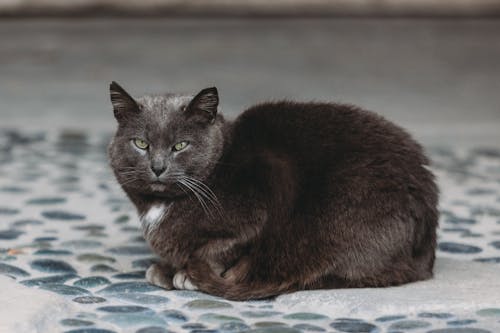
[{"x1": 108, "y1": 81, "x2": 439, "y2": 300}]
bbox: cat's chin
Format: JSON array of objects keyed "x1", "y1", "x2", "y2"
[
  {"x1": 150, "y1": 183, "x2": 167, "y2": 192},
  {"x1": 145, "y1": 182, "x2": 184, "y2": 199}
]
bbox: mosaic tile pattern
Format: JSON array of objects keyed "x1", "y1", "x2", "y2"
[{"x1": 0, "y1": 129, "x2": 500, "y2": 333}]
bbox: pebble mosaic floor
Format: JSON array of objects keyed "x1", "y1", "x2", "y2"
[{"x1": 0, "y1": 129, "x2": 499, "y2": 333}]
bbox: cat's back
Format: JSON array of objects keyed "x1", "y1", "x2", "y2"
[{"x1": 228, "y1": 101, "x2": 427, "y2": 167}]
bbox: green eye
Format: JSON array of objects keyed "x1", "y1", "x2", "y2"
[
  {"x1": 133, "y1": 138, "x2": 149, "y2": 150},
  {"x1": 173, "y1": 141, "x2": 189, "y2": 151}
]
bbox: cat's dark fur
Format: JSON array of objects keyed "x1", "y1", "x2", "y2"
[{"x1": 108, "y1": 81, "x2": 438, "y2": 301}]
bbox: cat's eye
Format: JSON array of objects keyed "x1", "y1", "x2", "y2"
[
  {"x1": 133, "y1": 138, "x2": 149, "y2": 150},
  {"x1": 173, "y1": 141, "x2": 189, "y2": 152}
]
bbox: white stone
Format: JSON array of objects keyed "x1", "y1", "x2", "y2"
[
  {"x1": 276, "y1": 258, "x2": 500, "y2": 317},
  {"x1": 0, "y1": 275, "x2": 76, "y2": 333}
]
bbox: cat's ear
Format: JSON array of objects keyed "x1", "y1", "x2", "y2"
[
  {"x1": 109, "y1": 81, "x2": 140, "y2": 122},
  {"x1": 186, "y1": 87, "x2": 219, "y2": 123}
]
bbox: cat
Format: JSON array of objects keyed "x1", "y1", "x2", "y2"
[{"x1": 108, "y1": 81, "x2": 438, "y2": 301}]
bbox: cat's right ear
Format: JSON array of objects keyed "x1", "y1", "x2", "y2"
[
  {"x1": 185, "y1": 87, "x2": 219, "y2": 124},
  {"x1": 109, "y1": 81, "x2": 140, "y2": 122}
]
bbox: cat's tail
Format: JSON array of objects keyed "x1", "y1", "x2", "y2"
[{"x1": 186, "y1": 258, "x2": 295, "y2": 301}]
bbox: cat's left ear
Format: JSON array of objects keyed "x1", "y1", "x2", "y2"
[
  {"x1": 109, "y1": 81, "x2": 140, "y2": 122},
  {"x1": 186, "y1": 87, "x2": 219, "y2": 123}
]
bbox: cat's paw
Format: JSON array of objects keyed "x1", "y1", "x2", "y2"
[
  {"x1": 146, "y1": 264, "x2": 173, "y2": 289},
  {"x1": 173, "y1": 270, "x2": 198, "y2": 290}
]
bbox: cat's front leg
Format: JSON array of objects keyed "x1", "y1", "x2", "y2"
[
  {"x1": 145, "y1": 262, "x2": 175, "y2": 290},
  {"x1": 172, "y1": 255, "x2": 235, "y2": 290},
  {"x1": 172, "y1": 270, "x2": 198, "y2": 290},
  {"x1": 146, "y1": 264, "x2": 199, "y2": 291}
]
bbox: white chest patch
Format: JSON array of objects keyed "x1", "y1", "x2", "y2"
[{"x1": 140, "y1": 204, "x2": 171, "y2": 232}]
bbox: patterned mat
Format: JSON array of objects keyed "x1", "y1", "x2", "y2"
[{"x1": 0, "y1": 129, "x2": 499, "y2": 333}]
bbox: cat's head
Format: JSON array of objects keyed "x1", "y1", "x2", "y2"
[{"x1": 107, "y1": 81, "x2": 225, "y2": 198}]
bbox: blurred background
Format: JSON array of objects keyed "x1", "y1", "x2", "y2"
[{"x1": 1, "y1": 0, "x2": 499, "y2": 146}]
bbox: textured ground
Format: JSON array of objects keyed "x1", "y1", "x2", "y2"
[{"x1": 0, "y1": 130, "x2": 499, "y2": 333}]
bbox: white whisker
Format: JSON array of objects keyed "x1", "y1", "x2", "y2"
[
  {"x1": 177, "y1": 179, "x2": 212, "y2": 218},
  {"x1": 180, "y1": 177, "x2": 224, "y2": 219}
]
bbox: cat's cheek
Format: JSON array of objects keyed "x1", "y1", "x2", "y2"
[{"x1": 172, "y1": 148, "x2": 193, "y2": 164}]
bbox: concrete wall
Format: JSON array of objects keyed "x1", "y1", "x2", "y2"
[
  {"x1": 2, "y1": 18, "x2": 499, "y2": 147},
  {"x1": 1, "y1": 0, "x2": 500, "y2": 16}
]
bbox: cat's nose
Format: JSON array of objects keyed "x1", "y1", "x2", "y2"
[{"x1": 151, "y1": 165, "x2": 166, "y2": 177}]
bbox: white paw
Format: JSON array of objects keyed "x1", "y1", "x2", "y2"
[
  {"x1": 145, "y1": 264, "x2": 172, "y2": 289},
  {"x1": 173, "y1": 270, "x2": 198, "y2": 290}
]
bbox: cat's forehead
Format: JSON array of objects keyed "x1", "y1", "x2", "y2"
[
  {"x1": 132, "y1": 94, "x2": 193, "y2": 137},
  {"x1": 137, "y1": 94, "x2": 192, "y2": 115}
]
